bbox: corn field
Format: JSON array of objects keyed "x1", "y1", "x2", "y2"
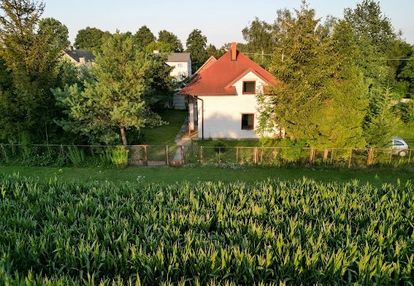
[{"x1": 0, "y1": 175, "x2": 413, "y2": 285}]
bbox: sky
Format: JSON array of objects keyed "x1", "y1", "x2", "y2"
[{"x1": 43, "y1": 0, "x2": 414, "y2": 47}]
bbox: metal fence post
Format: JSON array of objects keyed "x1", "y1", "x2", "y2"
[
  {"x1": 199, "y1": 146, "x2": 204, "y2": 164},
  {"x1": 218, "y1": 147, "x2": 221, "y2": 163},
  {"x1": 165, "y1": 145, "x2": 169, "y2": 166}
]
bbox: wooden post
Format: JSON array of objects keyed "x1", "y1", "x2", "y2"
[
  {"x1": 367, "y1": 148, "x2": 374, "y2": 166},
  {"x1": 260, "y1": 148, "x2": 263, "y2": 165},
  {"x1": 408, "y1": 149, "x2": 412, "y2": 165},
  {"x1": 323, "y1": 149, "x2": 329, "y2": 162},
  {"x1": 348, "y1": 149, "x2": 353, "y2": 168},
  {"x1": 181, "y1": 145, "x2": 185, "y2": 165},
  {"x1": 254, "y1": 147, "x2": 258, "y2": 165},
  {"x1": 389, "y1": 149, "x2": 393, "y2": 165},
  {"x1": 309, "y1": 148, "x2": 314, "y2": 165},
  {"x1": 236, "y1": 147, "x2": 239, "y2": 164},
  {"x1": 144, "y1": 145, "x2": 148, "y2": 166},
  {"x1": 165, "y1": 145, "x2": 169, "y2": 166}
]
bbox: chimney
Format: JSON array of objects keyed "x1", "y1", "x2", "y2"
[{"x1": 231, "y1": 42, "x2": 237, "y2": 61}]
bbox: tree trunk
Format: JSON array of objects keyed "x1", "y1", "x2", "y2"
[{"x1": 120, "y1": 127, "x2": 128, "y2": 146}]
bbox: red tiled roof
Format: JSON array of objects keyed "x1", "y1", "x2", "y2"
[{"x1": 180, "y1": 47, "x2": 279, "y2": 96}]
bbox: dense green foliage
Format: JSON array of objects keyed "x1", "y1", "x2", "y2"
[
  {"x1": 158, "y1": 30, "x2": 184, "y2": 52},
  {"x1": 0, "y1": 176, "x2": 413, "y2": 284},
  {"x1": 134, "y1": 25, "x2": 156, "y2": 50},
  {"x1": 186, "y1": 29, "x2": 209, "y2": 72},
  {"x1": 74, "y1": 27, "x2": 110, "y2": 51},
  {"x1": 254, "y1": 1, "x2": 413, "y2": 148},
  {"x1": 0, "y1": 0, "x2": 69, "y2": 143},
  {"x1": 55, "y1": 33, "x2": 170, "y2": 145}
]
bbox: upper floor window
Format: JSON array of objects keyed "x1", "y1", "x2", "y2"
[{"x1": 243, "y1": 81, "x2": 256, "y2": 94}]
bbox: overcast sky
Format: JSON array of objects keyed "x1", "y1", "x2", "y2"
[{"x1": 43, "y1": 0, "x2": 414, "y2": 47}]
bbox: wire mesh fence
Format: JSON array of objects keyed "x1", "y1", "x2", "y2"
[
  {"x1": 0, "y1": 143, "x2": 412, "y2": 168},
  {"x1": 185, "y1": 145, "x2": 414, "y2": 168}
]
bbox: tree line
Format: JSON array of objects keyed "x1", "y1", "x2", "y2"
[
  {"x1": 0, "y1": 0, "x2": 413, "y2": 148},
  {"x1": 252, "y1": 1, "x2": 414, "y2": 148}
]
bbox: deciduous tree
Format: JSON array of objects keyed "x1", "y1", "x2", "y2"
[
  {"x1": 55, "y1": 33, "x2": 164, "y2": 145},
  {"x1": 134, "y1": 25, "x2": 156, "y2": 50},
  {"x1": 74, "y1": 27, "x2": 109, "y2": 51}
]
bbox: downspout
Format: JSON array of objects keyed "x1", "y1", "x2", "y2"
[{"x1": 195, "y1": 96, "x2": 204, "y2": 140}]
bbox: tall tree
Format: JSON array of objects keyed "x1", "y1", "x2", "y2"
[
  {"x1": 74, "y1": 27, "x2": 109, "y2": 51},
  {"x1": 398, "y1": 48, "x2": 414, "y2": 98},
  {"x1": 158, "y1": 30, "x2": 183, "y2": 52},
  {"x1": 186, "y1": 29, "x2": 208, "y2": 71},
  {"x1": 258, "y1": 4, "x2": 368, "y2": 148},
  {"x1": 55, "y1": 33, "x2": 163, "y2": 145},
  {"x1": 0, "y1": 0, "x2": 68, "y2": 142},
  {"x1": 134, "y1": 25, "x2": 156, "y2": 50},
  {"x1": 242, "y1": 17, "x2": 274, "y2": 67},
  {"x1": 206, "y1": 44, "x2": 226, "y2": 59},
  {"x1": 38, "y1": 17, "x2": 69, "y2": 49},
  {"x1": 345, "y1": 0, "x2": 401, "y2": 146}
]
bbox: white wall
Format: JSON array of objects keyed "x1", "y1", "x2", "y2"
[
  {"x1": 167, "y1": 61, "x2": 191, "y2": 80},
  {"x1": 198, "y1": 71, "x2": 267, "y2": 139}
]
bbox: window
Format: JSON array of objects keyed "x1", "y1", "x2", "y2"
[
  {"x1": 394, "y1": 140, "x2": 405, "y2": 146},
  {"x1": 243, "y1": 81, "x2": 256, "y2": 94},
  {"x1": 241, "y1": 114, "x2": 255, "y2": 130}
]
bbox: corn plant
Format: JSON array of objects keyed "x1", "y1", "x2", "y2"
[{"x1": 0, "y1": 175, "x2": 413, "y2": 284}]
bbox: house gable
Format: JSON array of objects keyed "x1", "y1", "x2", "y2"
[{"x1": 180, "y1": 43, "x2": 279, "y2": 97}]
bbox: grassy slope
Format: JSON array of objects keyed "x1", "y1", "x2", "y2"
[
  {"x1": 0, "y1": 165, "x2": 412, "y2": 186},
  {"x1": 141, "y1": 110, "x2": 187, "y2": 145}
]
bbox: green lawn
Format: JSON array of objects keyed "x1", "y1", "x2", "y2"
[
  {"x1": 395, "y1": 122, "x2": 414, "y2": 146},
  {"x1": 1, "y1": 165, "x2": 412, "y2": 186},
  {"x1": 141, "y1": 110, "x2": 187, "y2": 145}
]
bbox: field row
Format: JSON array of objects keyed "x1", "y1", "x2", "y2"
[{"x1": 0, "y1": 176, "x2": 413, "y2": 284}]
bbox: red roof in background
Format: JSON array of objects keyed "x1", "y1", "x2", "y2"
[{"x1": 180, "y1": 48, "x2": 279, "y2": 96}]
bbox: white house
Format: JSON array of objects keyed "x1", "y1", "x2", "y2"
[
  {"x1": 166, "y1": 53, "x2": 192, "y2": 110},
  {"x1": 180, "y1": 43, "x2": 282, "y2": 140}
]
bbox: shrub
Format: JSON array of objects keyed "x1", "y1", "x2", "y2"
[
  {"x1": 66, "y1": 146, "x2": 85, "y2": 167},
  {"x1": 111, "y1": 146, "x2": 129, "y2": 168}
]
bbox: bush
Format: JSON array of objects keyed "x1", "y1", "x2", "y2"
[
  {"x1": 66, "y1": 146, "x2": 85, "y2": 167},
  {"x1": 397, "y1": 101, "x2": 414, "y2": 123},
  {"x1": 110, "y1": 146, "x2": 129, "y2": 168}
]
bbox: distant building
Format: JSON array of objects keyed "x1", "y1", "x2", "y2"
[
  {"x1": 166, "y1": 53, "x2": 192, "y2": 110},
  {"x1": 166, "y1": 53, "x2": 192, "y2": 80},
  {"x1": 63, "y1": 50, "x2": 95, "y2": 67},
  {"x1": 180, "y1": 43, "x2": 282, "y2": 140}
]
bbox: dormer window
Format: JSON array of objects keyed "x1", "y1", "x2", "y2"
[{"x1": 243, "y1": 81, "x2": 256, "y2": 94}]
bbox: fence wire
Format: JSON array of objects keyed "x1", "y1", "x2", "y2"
[{"x1": 0, "y1": 143, "x2": 412, "y2": 168}]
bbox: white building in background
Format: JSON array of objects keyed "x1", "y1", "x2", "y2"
[
  {"x1": 180, "y1": 43, "x2": 283, "y2": 140},
  {"x1": 166, "y1": 53, "x2": 192, "y2": 110}
]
